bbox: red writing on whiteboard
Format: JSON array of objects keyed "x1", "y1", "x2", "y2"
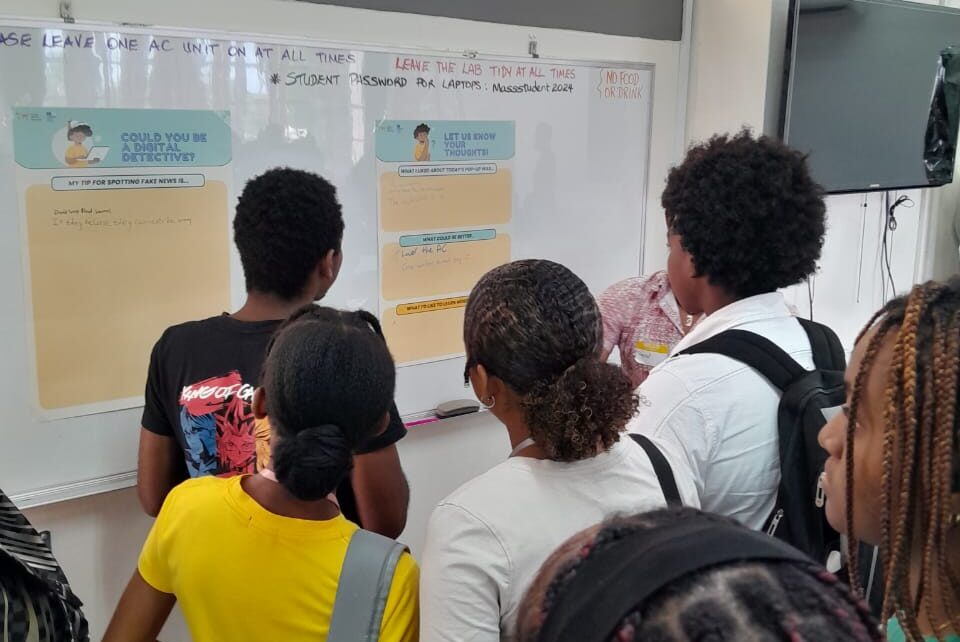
[
  {"x1": 599, "y1": 69, "x2": 643, "y2": 100},
  {"x1": 395, "y1": 56, "x2": 431, "y2": 72}
]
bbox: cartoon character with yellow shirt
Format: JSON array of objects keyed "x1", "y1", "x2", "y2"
[
  {"x1": 64, "y1": 121, "x2": 99, "y2": 167},
  {"x1": 413, "y1": 123, "x2": 431, "y2": 161}
]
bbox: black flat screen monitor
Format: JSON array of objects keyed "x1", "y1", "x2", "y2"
[{"x1": 782, "y1": 0, "x2": 960, "y2": 193}]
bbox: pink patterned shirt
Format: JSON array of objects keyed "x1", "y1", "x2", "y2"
[{"x1": 597, "y1": 271, "x2": 687, "y2": 388}]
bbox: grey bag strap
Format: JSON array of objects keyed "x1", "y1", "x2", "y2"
[{"x1": 327, "y1": 529, "x2": 407, "y2": 642}]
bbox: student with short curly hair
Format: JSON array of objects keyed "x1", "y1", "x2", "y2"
[
  {"x1": 137, "y1": 167, "x2": 409, "y2": 538},
  {"x1": 626, "y1": 129, "x2": 827, "y2": 530},
  {"x1": 516, "y1": 507, "x2": 882, "y2": 642},
  {"x1": 420, "y1": 259, "x2": 699, "y2": 642}
]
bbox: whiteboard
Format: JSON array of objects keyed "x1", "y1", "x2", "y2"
[{"x1": 0, "y1": 20, "x2": 653, "y2": 504}]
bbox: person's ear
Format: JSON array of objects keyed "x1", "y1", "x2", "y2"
[
  {"x1": 373, "y1": 412, "x2": 391, "y2": 436},
  {"x1": 485, "y1": 372, "x2": 509, "y2": 402},
  {"x1": 309, "y1": 248, "x2": 342, "y2": 300},
  {"x1": 252, "y1": 387, "x2": 268, "y2": 420},
  {"x1": 318, "y1": 248, "x2": 339, "y2": 281},
  {"x1": 685, "y1": 255, "x2": 698, "y2": 280},
  {"x1": 471, "y1": 364, "x2": 508, "y2": 408},
  {"x1": 667, "y1": 231, "x2": 692, "y2": 273},
  {"x1": 468, "y1": 363, "x2": 490, "y2": 401}
]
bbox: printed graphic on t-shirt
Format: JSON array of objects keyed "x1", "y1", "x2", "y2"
[{"x1": 178, "y1": 371, "x2": 269, "y2": 477}]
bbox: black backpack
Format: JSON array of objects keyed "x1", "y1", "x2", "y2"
[{"x1": 677, "y1": 318, "x2": 844, "y2": 565}]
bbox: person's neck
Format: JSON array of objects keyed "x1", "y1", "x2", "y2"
[
  {"x1": 699, "y1": 288, "x2": 740, "y2": 317},
  {"x1": 231, "y1": 290, "x2": 316, "y2": 322},
  {"x1": 504, "y1": 417, "x2": 549, "y2": 460},
  {"x1": 241, "y1": 473, "x2": 339, "y2": 521},
  {"x1": 503, "y1": 415, "x2": 606, "y2": 461},
  {"x1": 909, "y1": 530, "x2": 960, "y2": 636}
]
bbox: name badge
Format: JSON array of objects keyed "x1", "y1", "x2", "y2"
[{"x1": 634, "y1": 340, "x2": 670, "y2": 367}]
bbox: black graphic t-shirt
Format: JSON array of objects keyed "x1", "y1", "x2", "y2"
[{"x1": 141, "y1": 314, "x2": 406, "y2": 524}]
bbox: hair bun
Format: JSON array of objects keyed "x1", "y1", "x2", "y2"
[
  {"x1": 273, "y1": 424, "x2": 352, "y2": 501},
  {"x1": 298, "y1": 423, "x2": 342, "y2": 442}
]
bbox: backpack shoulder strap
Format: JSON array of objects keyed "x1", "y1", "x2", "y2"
[
  {"x1": 328, "y1": 529, "x2": 407, "y2": 642},
  {"x1": 677, "y1": 329, "x2": 806, "y2": 392},
  {"x1": 629, "y1": 434, "x2": 682, "y2": 507},
  {"x1": 797, "y1": 318, "x2": 846, "y2": 371}
]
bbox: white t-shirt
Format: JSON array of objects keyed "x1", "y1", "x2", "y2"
[
  {"x1": 419, "y1": 436, "x2": 700, "y2": 642},
  {"x1": 627, "y1": 292, "x2": 814, "y2": 529}
]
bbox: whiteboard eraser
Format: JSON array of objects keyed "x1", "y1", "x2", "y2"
[{"x1": 436, "y1": 399, "x2": 481, "y2": 418}]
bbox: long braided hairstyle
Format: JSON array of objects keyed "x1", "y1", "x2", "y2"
[
  {"x1": 517, "y1": 507, "x2": 881, "y2": 642},
  {"x1": 844, "y1": 278, "x2": 960, "y2": 640}
]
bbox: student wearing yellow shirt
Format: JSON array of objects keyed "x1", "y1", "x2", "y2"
[
  {"x1": 413, "y1": 122, "x2": 431, "y2": 161},
  {"x1": 104, "y1": 307, "x2": 419, "y2": 642}
]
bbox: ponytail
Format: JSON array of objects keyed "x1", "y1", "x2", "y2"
[
  {"x1": 521, "y1": 358, "x2": 638, "y2": 461},
  {"x1": 262, "y1": 307, "x2": 396, "y2": 501}
]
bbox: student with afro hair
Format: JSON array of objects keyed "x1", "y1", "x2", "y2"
[
  {"x1": 137, "y1": 167, "x2": 409, "y2": 538},
  {"x1": 626, "y1": 129, "x2": 827, "y2": 530}
]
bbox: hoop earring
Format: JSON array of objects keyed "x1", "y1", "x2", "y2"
[{"x1": 481, "y1": 395, "x2": 496, "y2": 410}]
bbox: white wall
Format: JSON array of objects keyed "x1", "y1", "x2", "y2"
[
  {"x1": 783, "y1": 190, "x2": 925, "y2": 348},
  {"x1": 919, "y1": 155, "x2": 960, "y2": 282},
  {"x1": 685, "y1": 0, "x2": 773, "y2": 144},
  {"x1": 3, "y1": 1, "x2": 686, "y2": 640}
]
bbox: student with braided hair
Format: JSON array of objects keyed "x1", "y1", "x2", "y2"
[
  {"x1": 818, "y1": 278, "x2": 960, "y2": 641},
  {"x1": 420, "y1": 259, "x2": 699, "y2": 642},
  {"x1": 517, "y1": 507, "x2": 882, "y2": 642}
]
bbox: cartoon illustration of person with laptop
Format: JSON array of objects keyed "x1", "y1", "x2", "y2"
[{"x1": 64, "y1": 120, "x2": 109, "y2": 167}]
